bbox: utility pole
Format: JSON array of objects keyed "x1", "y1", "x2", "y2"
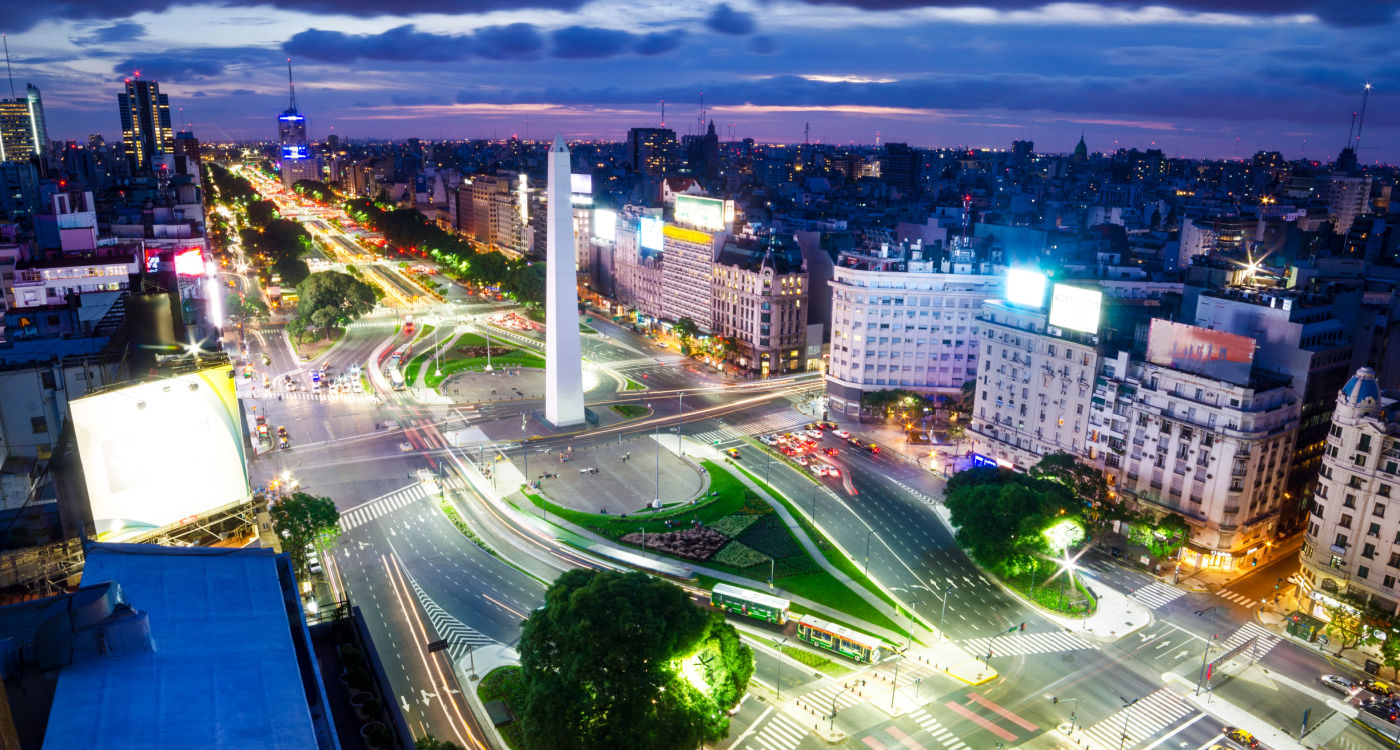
[
  {"x1": 677, "y1": 391, "x2": 684, "y2": 453},
  {"x1": 653, "y1": 405, "x2": 661, "y2": 509},
  {"x1": 1118, "y1": 695, "x2": 1140, "y2": 750},
  {"x1": 775, "y1": 637, "x2": 789, "y2": 701},
  {"x1": 1194, "y1": 607, "x2": 1218, "y2": 695},
  {"x1": 938, "y1": 585, "x2": 952, "y2": 640},
  {"x1": 864, "y1": 530, "x2": 875, "y2": 578}
]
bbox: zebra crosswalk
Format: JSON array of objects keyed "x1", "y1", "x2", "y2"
[
  {"x1": 402, "y1": 567, "x2": 495, "y2": 662},
  {"x1": 604, "y1": 355, "x2": 684, "y2": 370},
  {"x1": 1218, "y1": 621, "x2": 1281, "y2": 659},
  {"x1": 889, "y1": 478, "x2": 938, "y2": 506},
  {"x1": 279, "y1": 389, "x2": 381, "y2": 404},
  {"x1": 792, "y1": 682, "x2": 865, "y2": 713},
  {"x1": 1078, "y1": 687, "x2": 1193, "y2": 750},
  {"x1": 340, "y1": 484, "x2": 428, "y2": 531},
  {"x1": 347, "y1": 320, "x2": 401, "y2": 330},
  {"x1": 1131, "y1": 582, "x2": 1189, "y2": 609},
  {"x1": 690, "y1": 413, "x2": 814, "y2": 446},
  {"x1": 1215, "y1": 588, "x2": 1265, "y2": 608},
  {"x1": 744, "y1": 710, "x2": 808, "y2": 750},
  {"x1": 908, "y1": 707, "x2": 969, "y2": 750},
  {"x1": 960, "y1": 630, "x2": 1097, "y2": 657}
]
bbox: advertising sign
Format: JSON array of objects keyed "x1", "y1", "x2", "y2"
[
  {"x1": 1048, "y1": 284, "x2": 1103, "y2": 334},
  {"x1": 639, "y1": 216, "x2": 664, "y2": 251},
  {"x1": 571, "y1": 173, "x2": 592, "y2": 195},
  {"x1": 1005, "y1": 268, "x2": 1047, "y2": 308},
  {"x1": 70, "y1": 365, "x2": 250, "y2": 541},
  {"x1": 675, "y1": 195, "x2": 726, "y2": 232},
  {"x1": 592, "y1": 208, "x2": 617, "y2": 242},
  {"x1": 1146, "y1": 319, "x2": 1256, "y2": 385}
]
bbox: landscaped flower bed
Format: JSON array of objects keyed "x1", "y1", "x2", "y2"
[{"x1": 619, "y1": 526, "x2": 729, "y2": 560}]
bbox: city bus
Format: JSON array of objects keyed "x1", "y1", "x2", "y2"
[
  {"x1": 710, "y1": 583, "x2": 790, "y2": 625},
  {"x1": 386, "y1": 345, "x2": 410, "y2": 390},
  {"x1": 795, "y1": 614, "x2": 890, "y2": 663}
]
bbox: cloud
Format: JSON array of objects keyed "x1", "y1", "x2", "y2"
[
  {"x1": 112, "y1": 56, "x2": 227, "y2": 80},
  {"x1": 748, "y1": 35, "x2": 779, "y2": 54},
  {"x1": 474, "y1": 23, "x2": 546, "y2": 59},
  {"x1": 551, "y1": 26, "x2": 641, "y2": 58},
  {"x1": 636, "y1": 30, "x2": 687, "y2": 55},
  {"x1": 390, "y1": 93, "x2": 446, "y2": 105},
  {"x1": 284, "y1": 25, "x2": 470, "y2": 63},
  {"x1": 72, "y1": 21, "x2": 147, "y2": 46},
  {"x1": 229, "y1": 88, "x2": 256, "y2": 95},
  {"x1": 705, "y1": 3, "x2": 758, "y2": 34},
  {"x1": 191, "y1": 90, "x2": 208, "y2": 97},
  {"x1": 788, "y1": 0, "x2": 1399, "y2": 27}
]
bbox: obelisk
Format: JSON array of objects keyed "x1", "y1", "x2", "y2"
[{"x1": 544, "y1": 135, "x2": 586, "y2": 427}]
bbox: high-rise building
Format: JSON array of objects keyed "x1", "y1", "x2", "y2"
[
  {"x1": 626, "y1": 127, "x2": 679, "y2": 177},
  {"x1": 825, "y1": 237, "x2": 1002, "y2": 416},
  {"x1": 711, "y1": 232, "x2": 808, "y2": 378},
  {"x1": 117, "y1": 77, "x2": 173, "y2": 171},
  {"x1": 1299, "y1": 368, "x2": 1400, "y2": 616},
  {"x1": 0, "y1": 83, "x2": 48, "y2": 163},
  {"x1": 277, "y1": 60, "x2": 318, "y2": 189}
]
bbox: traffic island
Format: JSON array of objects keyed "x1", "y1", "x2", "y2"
[{"x1": 523, "y1": 435, "x2": 706, "y2": 514}]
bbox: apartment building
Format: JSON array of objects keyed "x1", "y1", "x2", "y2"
[{"x1": 711, "y1": 232, "x2": 807, "y2": 377}]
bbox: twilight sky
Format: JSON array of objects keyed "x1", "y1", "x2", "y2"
[{"x1": 5, "y1": 0, "x2": 1399, "y2": 161}]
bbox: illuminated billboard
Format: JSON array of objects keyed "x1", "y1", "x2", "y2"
[
  {"x1": 571, "y1": 173, "x2": 592, "y2": 195},
  {"x1": 675, "y1": 195, "x2": 726, "y2": 232},
  {"x1": 70, "y1": 365, "x2": 249, "y2": 541},
  {"x1": 281, "y1": 144, "x2": 309, "y2": 160},
  {"x1": 593, "y1": 208, "x2": 617, "y2": 243},
  {"x1": 1005, "y1": 268, "x2": 1047, "y2": 308},
  {"x1": 1048, "y1": 284, "x2": 1103, "y2": 334},
  {"x1": 174, "y1": 247, "x2": 205, "y2": 276},
  {"x1": 639, "y1": 217, "x2": 664, "y2": 251},
  {"x1": 1146, "y1": 319, "x2": 1256, "y2": 385}
]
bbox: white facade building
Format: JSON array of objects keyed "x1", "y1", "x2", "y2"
[
  {"x1": 825, "y1": 239, "x2": 1001, "y2": 417},
  {"x1": 660, "y1": 224, "x2": 723, "y2": 329}
]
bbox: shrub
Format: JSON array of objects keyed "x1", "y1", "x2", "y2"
[
  {"x1": 346, "y1": 667, "x2": 373, "y2": 692},
  {"x1": 711, "y1": 541, "x2": 769, "y2": 568},
  {"x1": 710, "y1": 514, "x2": 761, "y2": 537},
  {"x1": 365, "y1": 722, "x2": 394, "y2": 749},
  {"x1": 619, "y1": 527, "x2": 728, "y2": 561}
]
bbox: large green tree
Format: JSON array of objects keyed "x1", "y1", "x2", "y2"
[
  {"x1": 295, "y1": 270, "x2": 377, "y2": 325},
  {"x1": 943, "y1": 457, "x2": 1087, "y2": 571},
  {"x1": 519, "y1": 570, "x2": 752, "y2": 750},
  {"x1": 269, "y1": 491, "x2": 341, "y2": 575}
]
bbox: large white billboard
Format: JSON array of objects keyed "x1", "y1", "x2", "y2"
[
  {"x1": 570, "y1": 173, "x2": 592, "y2": 195},
  {"x1": 71, "y1": 364, "x2": 250, "y2": 541},
  {"x1": 639, "y1": 216, "x2": 664, "y2": 251},
  {"x1": 675, "y1": 195, "x2": 726, "y2": 232},
  {"x1": 1048, "y1": 283, "x2": 1103, "y2": 334},
  {"x1": 1005, "y1": 268, "x2": 1047, "y2": 308},
  {"x1": 592, "y1": 208, "x2": 617, "y2": 243}
]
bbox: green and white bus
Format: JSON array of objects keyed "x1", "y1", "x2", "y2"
[
  {"x1": 795, "y1": 614, "x2": 888, "y2": 663},
  {"x1": 710, "y1": 583, "x2": 790, "y2": 625}
]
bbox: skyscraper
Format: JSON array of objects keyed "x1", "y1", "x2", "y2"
[
  {"x1": 117, "y1": 77, "x2": 173, "y2": 171},
  {"x1": 0, "y1": 83, "x2": 48, "y2": 163},
  {"x1": 278, "y1": 59, "x2": 318, "y2": 189},
  {"x1": 625, "y1": 127, "x2": 678, "y2": 177}
]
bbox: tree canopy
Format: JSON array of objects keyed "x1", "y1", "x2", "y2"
[
  {"x1": 269, "y1": 491, "x2": 341, "y2": 574},
  {"x1": 295, "y1": 270, "x2": 377, "y2": 323},
  {"x1": 292, "y1": 179, "x2": 339, "y2": 205},
  {"x1": 519, "y1": 570, "x2": 752, "y2": 750},
  {"x1": 944, "y1": 456, "x2": 1098, "y2": 571}
]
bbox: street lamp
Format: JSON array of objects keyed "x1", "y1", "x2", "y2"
[
  {"x1": 1117, "y1": 695, "x2": 1140, "y2": 750},
  {"x1": 677, "y1": 391, "x2": 685, "y2": 454},
  {"x1": 775, "y1": 637, "x2": 790, "y2": 701},
  {"x1": 904, "y1": 600, "x2": 923, "y2": 650},
  {"x1": 1051, "y1": 696, "x2": 1080, "y2": 735},
  {"x1": 650, "y1": 404, "x2": 662, "y2": 510},
  {"x1": 938, "y1": 585, "x2": 952, "y2": 641},
  {"x1": 864, "y1": 530, "x2": 876, "y2": 578},
  {"x1": 638, "y1": 527, "x2": 646, "y2": 557}
]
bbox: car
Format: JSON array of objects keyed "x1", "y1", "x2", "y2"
[
  {"x1": 793, "y1": 456, "x2": 810, "y2": 466},
  {"x1": 826, "y1": 466, "x2": 841, "y2": 477},
  {"x1": 1221, "y1": 728, "x2": 1260, "y2": 748},
  {"x1": 398, "y1": 441, "x2": 413, "y2": 452},
  {"x1": 824, "y1": 448, "x2": 839, "y2": 456},
  {"x1": 1364, "y1": 680, "x2": 1396, "y2": 698},
  {"x1": 724, "y1": 448, "x2": 741, "y2": 459},
  {"x1": 1321, "y1": 674, "x2": 1356, "y2": 694},
  {"x1": 759, "y1": 435, "x2": 779, "y2": 446},
  {"x1": 352, "y1": 380, "x2": 364, "y2": 394},
  {"x1": 834, "y1": 430, "x2": 851, "y2": 439},
  {"x1": 809, "y1": 463, "x2": 827, "y2": 477},
  {"x1": 1362, "y1": 700, "x2": 1399, "y2": 723},
  {"x1": 804, "y1": 430, "x2": 824, "y2": 440},
  {"x1": 867, "y1": 443, "x2": 881, "y2": 455}
]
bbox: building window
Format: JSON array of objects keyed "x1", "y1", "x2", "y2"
[
  {"x1": 1389, "y1": 552, "x2": 1400, "y2": 568},
  {"x1": 30, "y1": 416, "x2": 46, "y2": 434},
  {"x1": 1331, "y1": 554, "x2": 1345, "y2": 569},
  {"x1": 1377, "y1": 504, "x2": 1388, "y2": 518},
  {"x1": 1370, "y1": 523, "x2": 1382, "y2": 537},
  {"x1": 1340, "y1": 514, "x2": 1353, "y2": 529},
  {"x1": 1364, "y1": 543, "x2": 1377, "y2": 559},
  {"x1": 1345, "y1": 495, "x2": 1358, "y2": 509},
  {"x1": 1388, "y1": 575, "x2": 1398, "y2": 589},
  {"x1": 1359, "y1": 565, "x2": 1371, "y2": 579},
  {"x1": 1335, "y1": 534, "x2": 1348, "y2": 549},
  {"x1": 1360, "y1": 434, "x2": 1373, "y2": 453}
]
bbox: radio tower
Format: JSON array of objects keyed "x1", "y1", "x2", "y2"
[
  {"x1": 286, "y1": 57, "x2": 297, "y2": 112},
  {"x1": 804, "y1": 122, "x2": 810, "y2": 145},
  {"x1": 1355, "y1": 81, "x2": 1372, "y2": 152},
  {"x1": 3, "y1": 34, "x2": 14, "y2": 98},
  {"x1": 660, "y1": 99, "x2": 665, "y2": 128}
]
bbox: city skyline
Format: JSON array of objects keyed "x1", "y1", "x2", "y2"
[{"x1": 3, "y1": 0, "x2": 1397, "y2": 162}]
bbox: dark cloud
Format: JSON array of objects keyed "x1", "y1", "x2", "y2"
[
  {"x1": 229, "y1": 88, "x2": 255, "y2": 95},
  {"x1": 474, "y1": 23, "x2": 546, "y2": 59},
  {"x1": 705, "y1": 3, "x2": 757, "y2": 35},
  {"x1": 112, "y1": 56, "x2": 226, "y2": 80},
  {"x1": 284, "y1": 25, "x2": 469, "y2": 63},
  {"x1": 390, "y1": 93, "x2": 446, "y2": 105},
  {"x1": 793, "y1": 0, "x2": 1398, "y2": 27},
  {"x1": 551, "y1": 26, "x2": 639, "y2": 58},
  {"x1": 72, "y1": 21, "x2": 147, "y2": 46},
  {"x1": 636, "y1": 30, "x2": 687, "y2": 55},
  {"x1": 191, "y1": 90, "x2": 208, "y2": 97},
  {"x1": 748, "y1": 35, "x2": 778, "y2": 54}
]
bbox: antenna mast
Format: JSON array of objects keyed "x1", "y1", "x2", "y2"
[
  {"x1": 286, "y1": 57, "x2": 297, "y2": 112},
  {"x1": 804, "y1": 122, "x2": 810, "y2": 145},
  {"x1": 698, "y1": 91, "x2": 705, "y2": 136},
  {"x1": 660, "y1": 99, "x2": 665, "y2": 128},
  {"x1": 1355, "y1": 82, "x2": 1372, "y2": 151},
  {"x1": 3, "y1": 35, "x2": 15, "y2": 98}
]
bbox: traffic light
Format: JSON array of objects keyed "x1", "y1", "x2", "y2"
[{"x1": 1275, "y1": 577, "x2": 1282, "y2": 590}]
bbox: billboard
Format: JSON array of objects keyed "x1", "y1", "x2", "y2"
[
  {"x1": 675, "y1": 195, "x2": 726, "y2": 232},
  {"x1": 281, "y1": 144, "x2": 309, "y2": 160},
  {"x1": 1146, "y1": 319, "x2": 1256, "y2": 385},
  {"x1": 571, "y1": 173, "x2": 592, "y2": 195},
  {"x1": 1005, "y1": 268, "x2": 1047, "y2": 308},
  {"x1": 1048, "y1": 284, "x2": 1103, "y2": 334},
  {"x1": 639, "y1": 216, "x2": 664, "y2": 251},
  {"x1": 70, "y1": 365, "x2": 250, "y2": 541},
  {"x1": 174, "y1": 247, "x2": 205, "y2": 276},
  {"x1": 592, "y1": 208, "x2": 617, "y2": 243}
]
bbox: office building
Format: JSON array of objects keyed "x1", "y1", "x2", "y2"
[
  {"x1": 277, "y1": 61, "x2": 318, "y2": 189},
  {"x1": 711, "y1": 232, "x2": 807, "y2": 378},
  {"x1": 1300, "y1": 368, "x2": 1400, "y2": 616},
  {"x1": 626, "y1": 127, "x2": 679, "y2": 177},
  {"x1": 0, "y1": 83, "x2": 48, "y2": 163},
  {"x1": 117, "y1": 77, "x2": 173, "y2": 171},
  {"x1": 612, "y1": 205, "x2": 666, "y2": 320},
  {"x1": 826, "y1": 238, "x2": 1001, "y2": 416}
]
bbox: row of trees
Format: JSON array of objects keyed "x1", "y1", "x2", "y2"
[
  {"x1": 344, "y1": 198, "x2": 547, "y2": 306},
  {"x1": 292, "y1": 179, "x2": 340, "y2": 205}
]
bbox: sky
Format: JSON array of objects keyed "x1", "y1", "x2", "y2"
[{"x1": 4, "y1": 0, "x2": 1399, "y2": 162}]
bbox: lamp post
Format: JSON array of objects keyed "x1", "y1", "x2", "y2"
[
  {"x1": 938, "y1": 585, "x2": 952, "y2": 641},
  {"x1": 775, "y1": 637, "x2": 790, "y2": 701},
  {"x1": 651, "y1": 404, "x2": 662, "y2": 509},
  {"x1": 677, "y1": 391, "x2": 685, "y2": 453},
  {"x1": 904, "y1": 600, "x2": 923, "y2": 650},
  {"x1": 1195, "y1": 607, "x2": 1218, "y2": 695},
  {"x1": 1052, "y1": 696, "x2": 1080, "y2": 735},
  {"x1": 638, "y1": 527, "x2": 646, "y2": 557},
  {"x1": 829, "y1": 681, "x2": 863, "y2": 732},
  {"x1": 864, "y1": 530, "x2": 875, "y2": 578},
  {"x1": 1118, "y1": 695, "x2": 1140, "y2": 750}
]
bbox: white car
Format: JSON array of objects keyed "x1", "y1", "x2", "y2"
[
  {"x1": 1321, "y1": 674, "x2": 1356, "y2": 694},
  {"x1": 352, "y1": 380, "x2": 364, "y2": 394},
  {"x1": 759, "y1": 435, "x2": 778, "y2": 446},
  {"x1": 833, "y1": 430, "x2": 851, "y2": 439},
  {"x1": 809, "y1": 463, "x2": 828, "y2": 477},
  {"x1": 804, "y1": 430, "x2": 824, "y2": 440}
]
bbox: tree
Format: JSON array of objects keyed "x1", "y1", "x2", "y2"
[
  {"x1": 1322, "y1": 597, "x2": 1380, "y2": 655},
  {"x1": 1028, "y1": 452, "x2": 1109, "y2": 507},
  {"x1": 519, "y1": 570, "x2": 752, "y2": 750},
  {"x1": 310, "y1": 307, "x2": 337, "y2": 340},
  {"x1": 1382, "y1": 631, "x2": 1400, "y2": 679},
  {"x1": 673, "y1": 316, "x2": 699, "y2": 343},
  {"x1": 414, "y1": 736, "x2": 465, "y2": 750},
  {"x1": 273, "y1": 256, "x2": 310, "y2": 288},
  {"x1": 943, "y1": 466, "x2": 1084, "y2": 571},
  {"x1": 285, "y1": 317, "x2": 308, "y2": 347},
  {"x1": 269, "y1": 492, "x2": 341, "y2": 574},
  {"x1": 296, "y1": 271, "x2": 377, "y2": 324},
  {"x1": 945, "y1": 421, "x2": 967, "y2": 450},
  {"x1": 246, "y1": 199, "x2": 278, "y2": 229}
]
